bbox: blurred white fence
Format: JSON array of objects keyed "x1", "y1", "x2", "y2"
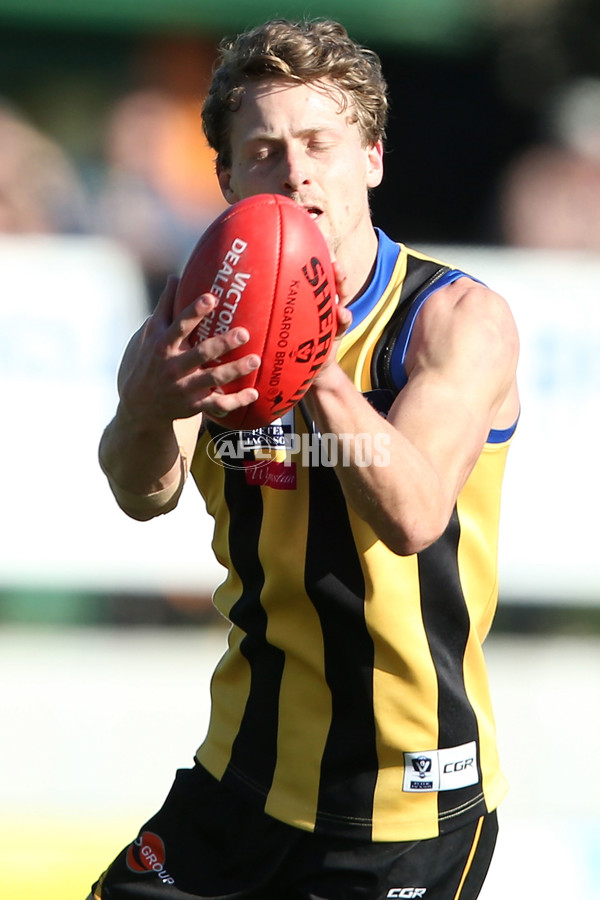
[{"x1": 1, "y1": 236, "x2": 599, "y2": 603}]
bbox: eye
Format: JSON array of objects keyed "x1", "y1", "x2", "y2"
[
  {"x1": 307, "y1": 131, "x2": 337, "y2": 152},
  {"x1": 249, "y1": 143, "x2": 279, "y2": 162}
]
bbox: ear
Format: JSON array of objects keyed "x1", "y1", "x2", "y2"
[
  {"x1": 366, "y1": 140, "x2": 384, "y2": 190},
  {"x1": 217, "y1": 163, "x2": 239, "y2": 205}
]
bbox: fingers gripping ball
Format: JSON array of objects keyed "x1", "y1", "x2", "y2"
[{"x1": 175, "y1": 194, "x2": 336, "y2": 430}]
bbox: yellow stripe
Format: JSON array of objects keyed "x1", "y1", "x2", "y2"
[
  {"x1": 456, "y1": 442, "x2": 509, "y2": 643},
  {"x1": 458, "y1": 442, "x2": 511, "y2": 812},
  {"x1": 338, "y1": 247, "x2": 407, "y2": 391},
  {"x1": 363, "y1": 540, "x2": 440, "y2": 840},
  {"x1": 257, "y1": 410, "x2": 331, "y2": 828},
  {"x1": 340, "y1": 249, "x2": 441, "y2": 840},
  {"x1": 192, "y1": 428, "x2": 246, "y2": 625},
  {"x1": 196, "y1": 625, "x2": 252, "y2": 777},
  {"x1": 403, "y1": 244, "x2": 450, "y2": 266},
  {"x1": 453, "y1": 816, "x2": 484, "y2": 899},
  {"x1": 93, "y1": 871, "x2": 107, "y2": 899},
  {"x1": 193, "y1": 432, "x2": 252, "y2": 776}
]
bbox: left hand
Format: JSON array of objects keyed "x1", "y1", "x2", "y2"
[{"x1": 333, "y1": 260, "x2": 353, "y2": 335}]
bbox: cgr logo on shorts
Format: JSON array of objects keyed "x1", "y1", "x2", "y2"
[
  {"x1": 126, "y1": 831, "x2": 175, "y2": 885},
  {"x1": 387, "y1": 889, "x2": 427, "y2": 898}
]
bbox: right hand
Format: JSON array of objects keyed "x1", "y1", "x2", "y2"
[{"x1": 117, "y1": 275, "x2": 261, "y2": 427}]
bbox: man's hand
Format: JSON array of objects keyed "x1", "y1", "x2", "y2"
[
  {"x1": 99, "y1": 275, "x2": 262, "y2": 519},
  {"x1": 117, "y1": 276, "x2": 261, "y2": 428}
]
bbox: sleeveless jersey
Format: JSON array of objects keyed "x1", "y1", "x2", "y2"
[{"x1": 190, "y1": 229, "x2": 516, "y2": 842}]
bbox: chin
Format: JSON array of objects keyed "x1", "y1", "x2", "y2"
[{"x1": 315, "y1": 217, "x2": 335, "y2": 252}]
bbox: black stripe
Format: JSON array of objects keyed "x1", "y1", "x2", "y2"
[
  {"x1": 459, "y1": 811, "x2": 499, "y2": 894},
  {"x1": 371, "y1": 254, "x2": 449, "y2": 392},
  {"x1": 418, "y1": 509, "x2": 484, "y2": 823},
  {"x1": 304, "y1": 462, "x2": 378, "y2": 837},
  {"x1": 221, "y1": 464, "x2": 285, "y2": 798}
]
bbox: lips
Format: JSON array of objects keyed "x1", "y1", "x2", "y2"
[
  {"x1": 290, "y1": 198, "x2": 324, "y2": 224},
  {"x1": 304, "y1": 206, "x2": 322, "y2": 219}
]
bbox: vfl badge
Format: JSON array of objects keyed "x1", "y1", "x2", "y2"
[{"x1": 412, "y1": 756, "x2": 433, "y2": 778}]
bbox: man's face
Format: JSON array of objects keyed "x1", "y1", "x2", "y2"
[{"x1": 217, "y1": 78, "x2": 383, "y2": 262}]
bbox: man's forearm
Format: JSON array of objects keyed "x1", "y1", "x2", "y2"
[
  {"x1": 98, "y1": 406, "x2": 188, "y2": 520},
  {"x1": 304, "y1": 365, "x2": 449, "y2": 556}
]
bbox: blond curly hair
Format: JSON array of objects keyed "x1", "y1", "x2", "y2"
[{"x1": 202, "y1": 19, "x2": 388, "y2": 168}]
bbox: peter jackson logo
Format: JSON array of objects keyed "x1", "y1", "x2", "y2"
[{"x1": 206, "y1": 428, "x2": 391, "y2": 472}]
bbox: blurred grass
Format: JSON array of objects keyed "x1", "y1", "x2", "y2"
[
  {"x1": 2, "y1": 625, "x2": 599, "y2": 899},
  {"x1": 0, "y1": 589, "x2": 217, "y2": 627},
  {"x1": 0, "y1": 813, "x2": 135, "y2": 900},
  {"x1": 3, "y1": 588, "x2": 600, "y2": 634}
]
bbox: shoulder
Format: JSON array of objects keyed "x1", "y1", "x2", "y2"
[
  {"x1": 413, "y1": 276, "x2": 518, "y2": 347},
  {"x1": 421, "y1": 274, "x2": 512, "y2": 316},
  {"x1": 405, "y1": 276, "x2": 519, "y2": 382}
]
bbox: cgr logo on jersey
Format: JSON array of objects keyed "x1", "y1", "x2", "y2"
[
  {"x1": 126, "y1": 831, "x2": 175, "y2": 885},
  {"x1": 403, "y1": 742, "x2": 479, "y2": 793},
  {"x1": 387, "y1": 889, "x2": 427, "y2": 898}
]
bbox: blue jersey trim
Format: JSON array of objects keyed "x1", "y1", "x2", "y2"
[
  {"x1": 346, "y1": 229, "x2": 401, "y2": 332},
  {"x1": 388, "y1": 269, "x2": 518, "y2": 444},
  {"x1": 389, "y1": 269, "x2": 476, "y2": 391},
  {"x1": 487, "y1": 416, "x2": 519, "y2": 444},
  {"x1": 345, "y1": 236, "x2": 519, "y2": 445}
]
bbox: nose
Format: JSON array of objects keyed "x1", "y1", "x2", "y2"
[{"x1": 281, "y1": 145, "x2": 310, "y2": 192}]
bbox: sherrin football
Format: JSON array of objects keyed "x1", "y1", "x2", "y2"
[{"x1": 175, "y1": 193, "x2": 336, "y2": 431}]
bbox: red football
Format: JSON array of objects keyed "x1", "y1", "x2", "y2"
[{"x1": 175, "y1": 193, "x2": 336, "y2": 430}]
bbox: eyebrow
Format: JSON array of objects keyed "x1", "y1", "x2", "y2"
[{"x1": 243, "y1": 125, "x2": 343, "y2": 143}]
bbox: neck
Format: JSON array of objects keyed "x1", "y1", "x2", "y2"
[{"x1": 335, "y1": 222, "x2": 379, "y2": 305}]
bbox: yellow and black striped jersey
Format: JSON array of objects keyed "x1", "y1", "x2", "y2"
[{"x1": 190, "y1": 229, "x2": 516, "y2": 841}]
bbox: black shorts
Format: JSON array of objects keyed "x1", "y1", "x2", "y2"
[{"x1": 89, "y1": 764, "x2": 498, "y2": 900}]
